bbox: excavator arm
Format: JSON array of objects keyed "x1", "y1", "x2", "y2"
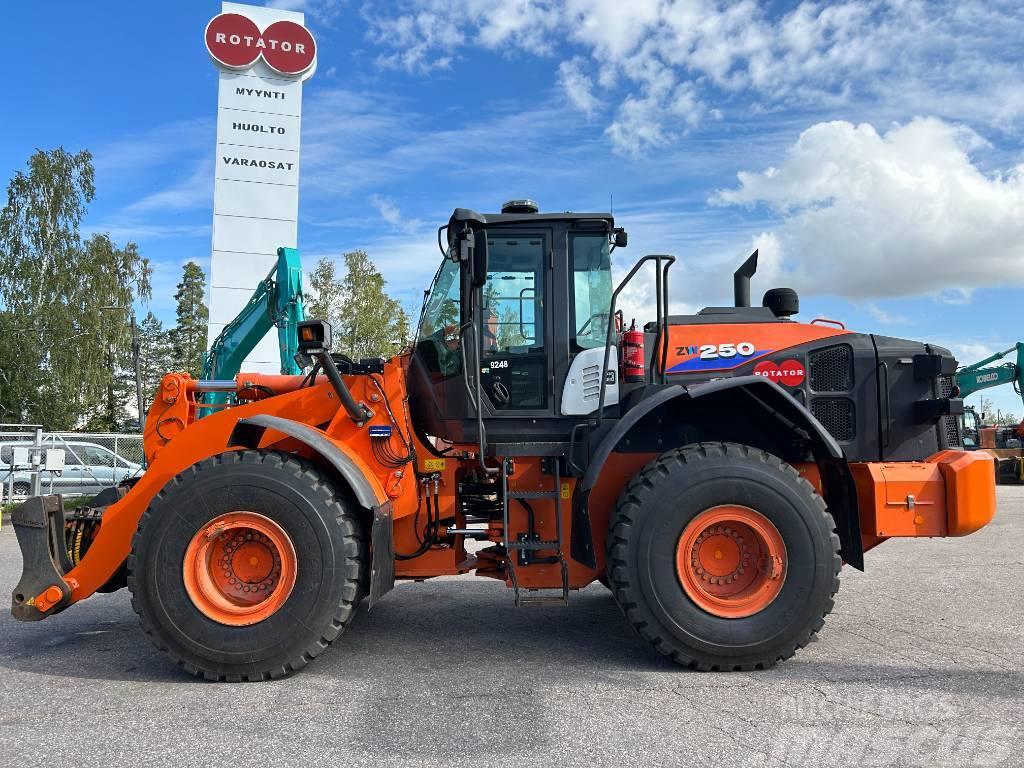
[
  {"x1": 955, "y1": 342, "x2": 1024, "y2": 400},
  {"x1": 201, "y1": 247, "x2": 305, "y2": 409}
]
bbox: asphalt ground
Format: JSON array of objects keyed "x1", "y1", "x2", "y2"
[{"x1": 0, "y1": 489, "x2": 1021, "y2": 768}]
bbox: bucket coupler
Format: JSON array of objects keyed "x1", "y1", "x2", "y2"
[{"x1": 11, "y1": 495, "x2": 74, "y2": 621}]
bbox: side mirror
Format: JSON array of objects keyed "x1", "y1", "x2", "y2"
[
  {"x1": 613, "y1": 228, "x2": 628, "y2": 248},
  {"x1": 471, "y1": 229, "x2": 489, "y2": 288}
]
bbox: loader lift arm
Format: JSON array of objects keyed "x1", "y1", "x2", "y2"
[{"x1": 200, "y1": 247, "x2": 305, "y2": 410}]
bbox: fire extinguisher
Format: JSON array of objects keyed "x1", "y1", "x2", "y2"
[{"x1": 621, "y1": 319, "x2": 645, "y2": 383}]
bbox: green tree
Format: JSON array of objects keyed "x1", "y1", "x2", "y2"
[
  {"x1": 306, "y1": 257, "x2": 344, "y2": 323},
  {"x1": 0, "y1": 148, "x2": 150, "y2": 429},
  {"x1": 82, "y1": 236, "x2": 152, "y2": 431},
  {"x1": 138, "y1": 311, "x2": 173, "y2": 413},
  {"x1": 169, "y1": 261, "x2": 208, "y2": 377},
  {"x1": 996, "y1": 411, "x2": 1020, "y2": 427},
  {"x1": 307, "y1": 252, "x2": 410, "y2": 359}
]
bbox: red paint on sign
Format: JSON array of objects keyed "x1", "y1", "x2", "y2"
[
  {"x1": 205, "y1": 13, "x2": 317, "y2": 76},
  {"x1": 753, "y1": 359, "x2": 805, "y2": 387},
  {"x1": 261, "y1": 20, "x2": 317, "y2": 75}
]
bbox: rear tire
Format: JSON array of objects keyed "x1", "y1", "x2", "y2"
[
  {"x1": 128, "y1": 450, "x2": 365, "y2": 681},
  {"x1": 606, "y1": 442, "x2": 840, "y2": 670}
]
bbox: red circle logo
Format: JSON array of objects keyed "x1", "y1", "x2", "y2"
[
  {"x1": 753, "y1": 359, "x2": 805, "y2": 387},
  {"x1": 205, "y1": 14, "x2": 317, "y2": 76}
]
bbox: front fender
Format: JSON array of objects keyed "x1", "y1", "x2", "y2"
[{"x1": 229, "y1": 414, "x2": 395, "y2": 607}]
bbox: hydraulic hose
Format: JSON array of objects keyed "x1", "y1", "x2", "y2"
[{"x1": 316, "y1": 351, "x2": 371, "y2": 424}]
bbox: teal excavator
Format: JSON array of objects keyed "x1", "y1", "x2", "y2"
[
  {"x1": 954, "y1": 343, "x2": 1024, "y2": 483},
  {"x1": 200, "y1": 247, "x2": 305, "y2": 411}
]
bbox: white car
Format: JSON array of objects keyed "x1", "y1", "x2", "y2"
[{"x1": 0, "y1": 441, "x2": 142, "y2": 497}]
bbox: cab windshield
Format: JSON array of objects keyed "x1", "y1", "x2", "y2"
[{"x1": 415, "y1": 257, "x2": 462, "y2": 377}]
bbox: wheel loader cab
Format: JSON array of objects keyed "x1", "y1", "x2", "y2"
[{"x1": 408, "y1": 203, "x2": 620, "y2": 451}]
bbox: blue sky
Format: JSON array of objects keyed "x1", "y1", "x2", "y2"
[{"x1": 4, "y1": 0, "x2": 1024, "y2": 416}]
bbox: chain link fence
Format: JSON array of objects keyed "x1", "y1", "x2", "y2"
[{"x1": 1, "y1": 426, "x2": 144, "y2": 503}]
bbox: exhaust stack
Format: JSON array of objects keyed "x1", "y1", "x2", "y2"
[{"x1": 733, "y1": 250, "x2": 758, "y2": 307}]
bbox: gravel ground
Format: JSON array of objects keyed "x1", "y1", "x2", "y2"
[{"x1": 0, "y1": 488, "x2": 1021, "y2": 767}]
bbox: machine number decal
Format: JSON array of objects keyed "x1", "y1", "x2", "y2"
[
  {"x1": 489, "y1": 360, "x2": 509, "y2": 369},
  {"x1": 693, "y1": 341, "x2": 756, "y2": 360},
  {"x1": 753, "y1": 359, "x2": 805, "y2": 387}
]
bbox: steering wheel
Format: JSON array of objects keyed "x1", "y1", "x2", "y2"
[{"x1": 490, "y1": 380, "x2": 511, "y2": 408}]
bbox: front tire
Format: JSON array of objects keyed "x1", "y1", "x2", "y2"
[
  {"x1": 128, "y1": 450, "x2": 365, "y2": 681},
  {"x1": 606, "y1": 443, "x2": 840, "y2": 670}
]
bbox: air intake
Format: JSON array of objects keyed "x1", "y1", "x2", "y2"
[{"x1": 501, "y1": 199, "x2": 539, "y2": 214}]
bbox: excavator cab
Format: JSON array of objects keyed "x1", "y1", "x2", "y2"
[{"x1": 408, "y1": 200, "x2": 622, "y2": 452}]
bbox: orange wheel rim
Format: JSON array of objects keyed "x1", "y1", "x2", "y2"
[
  {"x1": 675, "y1": 505, "x2": 787, "y2": 619},
  {"x1": 183, "y1": 512, "x2": 297, "y2": 626}
]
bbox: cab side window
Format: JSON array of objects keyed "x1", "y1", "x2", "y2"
[{"x1": 570, "y1": 233, "x2": 613, "y2": 351}]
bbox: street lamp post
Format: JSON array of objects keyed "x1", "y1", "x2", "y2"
[{"x1": 130, "y1": 313, "x2": 145, "y2": 433}]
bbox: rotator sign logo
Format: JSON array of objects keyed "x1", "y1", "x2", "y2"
[
  {"x1": 753, "y1": 359, "x2": 806, "y2": 387},
  {"x1": 205, "y1": 13, "x2": 316, "y2": 76}
]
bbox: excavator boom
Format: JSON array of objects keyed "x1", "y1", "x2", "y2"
[{"x1": 201, "y1": 247, "x2": 305, "y2": 409}]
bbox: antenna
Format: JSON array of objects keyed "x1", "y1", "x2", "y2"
[{"x1": 610, "y1": 193, "x2": 614, "y2": 215}]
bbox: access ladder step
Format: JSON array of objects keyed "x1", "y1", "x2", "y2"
[
  {"x1": 507, "y1": 490, "x2": 560, "y2": 499},
  {"x1": 516, "y1": 594, "x2": 570, "y2": 607},
  {"x1": 508, "y1": 539, "x2": 559, "y2": 551}
]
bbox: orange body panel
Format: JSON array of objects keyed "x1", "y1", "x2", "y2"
[
  {"x1": 69, "y1": 361, "x2": 438, "y2": 603},
  {"x1": 850, "y1": 451, "x2": 996, "y2": 551},
  {"x1": 934, "y1": 450, "x2": 998, "y2": 536},
  {"x1": 55, "y1": 347, "x2": 997, "y2": 609},
  {"x1": 662, "y1": 321, "x2": 849, "y2": 375}
]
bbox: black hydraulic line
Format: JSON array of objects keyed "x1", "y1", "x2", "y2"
[{"x1": 315, "y1": 351, "x2": 371, "y2": 424}]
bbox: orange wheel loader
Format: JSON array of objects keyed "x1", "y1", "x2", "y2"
[{"x1": 10, "y1": 200, "x2": 996, "y2": 680}]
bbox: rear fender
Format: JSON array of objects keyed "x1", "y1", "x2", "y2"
[{"x1": 573, "y1": 376, "x2": 864, "y2": 570}]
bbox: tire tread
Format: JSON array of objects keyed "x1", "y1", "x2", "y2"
[
  {"x1": 127, "y1": 450, "x2": 365, "y2": 682},
  {"x1": 605, "y1": 441, "x2": 841, "y2": 671}
]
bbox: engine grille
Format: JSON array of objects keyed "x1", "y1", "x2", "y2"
[
  {"x1": 811, "y1": 397, "x2": 856, "y2": 442},
  {"x1": 936, "y1": 374, "x2": 962, "y2": 448},
  {"x1": 808, "y1": 345, "x2": 853, "y2": 392}
]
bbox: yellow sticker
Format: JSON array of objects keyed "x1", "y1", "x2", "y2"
[
  {"x1": 424, "y1": 459, "x2": 446, "y2": 471},
  {"x1": 561, "y1": 482, "x2": 571, "y2": 499}
]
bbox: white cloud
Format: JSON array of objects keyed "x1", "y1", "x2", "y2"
[
  {"x1": 364, "y1": 1, "x2": 1024, "y2": 155},
  {"x1": 558, "y1": 57, "x2": 601, "y2": 117},
  {"x1": 124, "y1": 159, "x2": 213, "y2": 213},
  {"x1": 264, "y1": 0, "x2": 345, "y2": 23},
  {"x1": 92, "y1": 119, "x2": 212, "y2": 175},
  {"x1": 369, "y1": 194, "x2": 422, "y2": 234},
  {"x1": 865, "y1": 303, "x2": 909, "y2": 325},
  {"x1": 712, "y1": 117, "x2": 1024, "y2": 299}
]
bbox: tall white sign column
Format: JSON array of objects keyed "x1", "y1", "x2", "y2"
[{"x1": 205, "y1": 2, "x2": 316, "y2": 372}]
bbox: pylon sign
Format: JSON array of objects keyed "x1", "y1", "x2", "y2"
[
  {"x1": 205, "y1": 2, "x2": 316, "y2": 373},
  {"x1": 205, "y1": 13, "x2": 316, "y2": 76}
]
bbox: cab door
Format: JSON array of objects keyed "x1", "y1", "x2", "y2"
[{"x1": 477, "y1": 229, "x2": 553, "y2": 416}]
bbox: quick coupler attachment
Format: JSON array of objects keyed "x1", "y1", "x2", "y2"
[{"x1": 11, "y1": 495, "x2": 74, "y2": 621}]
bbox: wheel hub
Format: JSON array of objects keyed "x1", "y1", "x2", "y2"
[
  {"x1": 675, "y1": 505, "x2": 787, "y2": 619},
  {"x1": 183, "y1": 512, "x2": 297, "y2": 626}
]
